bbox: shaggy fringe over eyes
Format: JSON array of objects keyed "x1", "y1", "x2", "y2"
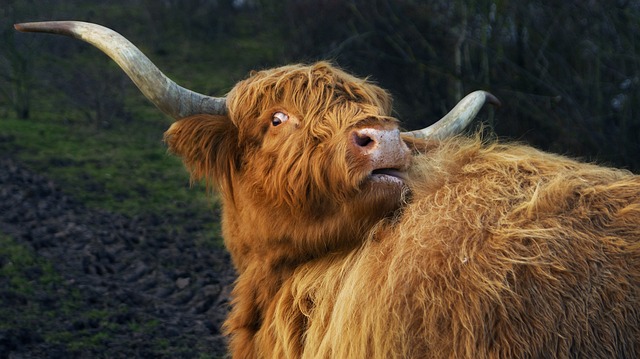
[
  {"x1": 226, "y1": 61, "x2": 393, "y2": 142},
  {"x1": 224, "y1": 62, "x2": 397, "y2": 212}
]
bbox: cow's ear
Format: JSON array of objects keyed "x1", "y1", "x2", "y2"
[{"x1": 164, "y1": 114, "x2": 240, "y2": 192}]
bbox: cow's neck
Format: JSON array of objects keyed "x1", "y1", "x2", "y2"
[
  {"x1": 223, "y1": 193, "x2": 381, "y2": 269},
  {"x1": 220, "y1": 186, "x2": 400, "y2": 350}
]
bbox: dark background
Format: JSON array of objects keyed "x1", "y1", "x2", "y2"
[{"x1": 2, "y1": 0, "x2": 639, "y2": 171}]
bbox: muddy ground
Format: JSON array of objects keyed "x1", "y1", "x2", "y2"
[{"x1": 0, "y1": 156, "x2": 236, "y2": 358}]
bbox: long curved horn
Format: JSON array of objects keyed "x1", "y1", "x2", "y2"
[
  {"x1": 14, "y1": 21, "x2": 226, "y2": 119},
  {"x1": 402, "y1": 91, "x2": 500, "y2": 140}
]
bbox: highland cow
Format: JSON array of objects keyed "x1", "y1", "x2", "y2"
[{"x1": 17, "y1": 21, "x2": 640, "y2": 358}]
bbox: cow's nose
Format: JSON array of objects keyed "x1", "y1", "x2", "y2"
[
  {"x1": 352, "y1": 128, "x2": 378, "y2": 152},
  {"x1": 350, "y1": 127, "x2": 411, "y2": 170}
]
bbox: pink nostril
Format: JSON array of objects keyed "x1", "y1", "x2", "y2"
[{"x1": 353, "y1": 130, "x2": 376, "y2": 148}]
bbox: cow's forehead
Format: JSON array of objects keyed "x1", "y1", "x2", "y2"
[{"x1": 227, "y1": 62, "x2": 393, "y2": 126}]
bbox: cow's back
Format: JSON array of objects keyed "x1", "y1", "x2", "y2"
[{"x1": 301, "y1": 138, "x2": 640, "y2": 358}]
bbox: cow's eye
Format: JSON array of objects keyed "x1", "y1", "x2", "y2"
[{"x1": 272, "y1": 112, "x2": 289, "y2": 126}]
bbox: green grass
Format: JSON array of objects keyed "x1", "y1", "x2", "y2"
[
  {"x1": 0, "y1": 112, "x2": 225, "y2": 250},
  {"x1": 0, "y1": 116, "x2": 214, "y2": 216},
  {"x1": 0, "y1": 234, "x2": 111, "y2": 352},
  {"x1": 0, "y1": 233, "x2": 217, "y2": 356},
  {"x1": 0, "y1": 235, "x2": 60, "y2": 299}
]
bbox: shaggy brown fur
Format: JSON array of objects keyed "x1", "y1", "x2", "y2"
[{"x1": 164, "y1": 62, "x2": 640, "y2": 358}]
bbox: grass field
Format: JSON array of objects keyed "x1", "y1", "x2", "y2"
[
  {"x1": 0, "y1": 116, "x2": 211, "y2": 214},
  {"x1": 0, "y1": 115, "x2": 230, "y2": 357}
]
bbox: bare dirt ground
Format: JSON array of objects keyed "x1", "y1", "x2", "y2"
[{"x1": 0, "y1": 156, "x2": 236, "y2": 358}]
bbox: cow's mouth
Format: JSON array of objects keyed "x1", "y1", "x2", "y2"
[{"x1": 369, "y1": 168, "x2": 407, "y2": 183}]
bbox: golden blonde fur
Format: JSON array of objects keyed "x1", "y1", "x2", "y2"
[
  {"x1": 164, "y1": 62, "x2": 640, "y2": 358},
  {"x1": 296, "y1": 138, "x2": 640, "y2": 358}
]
